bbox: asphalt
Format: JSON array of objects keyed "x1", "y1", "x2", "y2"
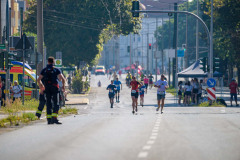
[{"x1": 0, "y1": 74, "x2": 239, "y2": 160}]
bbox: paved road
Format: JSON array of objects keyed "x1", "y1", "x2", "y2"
[{"x1": 0, "y1": 75, "x2": 240, "y2": 160}]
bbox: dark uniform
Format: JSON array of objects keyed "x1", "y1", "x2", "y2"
[{"x1": 40, "y1": 64, "x2": 61, "y2": 124}]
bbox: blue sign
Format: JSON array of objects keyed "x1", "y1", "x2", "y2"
[
  {"x1": 177, "y1": 50, "x2": 184, "y2": 57},
  {"x1": 207, "y1": 78, "x2": 216, "y2": 88}
]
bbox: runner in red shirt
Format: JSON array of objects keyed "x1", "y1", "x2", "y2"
[
  {"x1": 130, "y1": 76, "x2": 140, "y2": 114},
  {"x1": 229, "y1": 78, "x2": 239, "y2": 106}
]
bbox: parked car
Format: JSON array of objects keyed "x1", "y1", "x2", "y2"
[{"x1": 95, "y1": 66, "x2": 105, "y2": 75}]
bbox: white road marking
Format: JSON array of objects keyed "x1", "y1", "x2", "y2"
[
  {"x1": 138, "y1": 152, "x2": 148, "y2": 158},
  {"x1": 84, "y1": 106, "x2": 88, "y2": 109},
  {"x1": 220, "y1": 109, "x2": 225, "y2": 113},
  {"x1": 142, "y1": 145, "x2": 152, "y2": 150},
  {"x1": 152, "y1": 129, "x2": 158, "y2": 133},
  {"x1": 150, "y1": 136, "x2": 157, "y2": 140},
  {"x1": 147, "y1": 140, "x2": 155, "y2": 145},
  {"x1": 153, "y1": 127, "x2": 159, "y2": 130},
  {"x1": 155, "y1": 124, "x2": 160, "y2": 127},
  {"x1": 151, "y1": 133, "x2": 158, "y2": 136}
]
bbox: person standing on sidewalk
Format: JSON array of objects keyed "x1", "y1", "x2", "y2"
[
  {"x1": 12, "y1": 81, "x2": 22, "y2": 102},
  {"x1": 154, "y1": 74, "x2": 168, "y2": 114},
  {"x1": 229, "y1": 78, "x2": 239, "y2": 107},
  {"x1": 37, "y1": 57, "x2": 66, "y2": 125}
]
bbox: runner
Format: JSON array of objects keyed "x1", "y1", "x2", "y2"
[
  {"x1": 114, "y1": 77, "x2": 122, "y2": 103},
  {"x1": 148, "y1": 73, "x2": 154, "y2": 89},
  {"x1": 154, "y1": 74, "x2": 168, "y2": 114},
  {"x1": 229, "y1": 78, "x2": 239, "y2": 107},
  {"x1": 130, "y1": 76, "x2": 140, "y2": 114},
  {"x1": 139, "y1": 82, "x2": 146, "y2": 107},
  {"x1": 106, "y1": 80, "x2": 116, "y2": 108},
  {"x1": 143, "y1": 75, "x2": 149, "y2": 93}
]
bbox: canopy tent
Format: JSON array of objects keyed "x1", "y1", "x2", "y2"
[{"x1": 178, "y1": 60, "x2": 207, "y2": 78}]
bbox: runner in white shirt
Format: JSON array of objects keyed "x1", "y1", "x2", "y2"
[
  {"x1": 154, "y1": 74, "x2": 168, "y2": 114},
  {"x1": 12, "y1": 80, "x2": 22, "y2": 102}
]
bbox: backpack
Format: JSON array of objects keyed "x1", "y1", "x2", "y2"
[{"x1": 44, "y1": 66, "x2": 57, "y2": 86}]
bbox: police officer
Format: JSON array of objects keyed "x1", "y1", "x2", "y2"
[{"x1": 37, "y1": 57, "x2": 65, "y2": 124}]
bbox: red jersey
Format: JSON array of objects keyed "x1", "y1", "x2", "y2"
[
  {"x1": 130, "y1": 81, "x2": 140, "y2": 92},
  {"x1": 229, "y1": 82, "x2": 238, "y2": 93}
]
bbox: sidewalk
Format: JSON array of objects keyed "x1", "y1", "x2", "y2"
[{"x1": 66, "y1": 94, "x2": 89, "y2": 105}]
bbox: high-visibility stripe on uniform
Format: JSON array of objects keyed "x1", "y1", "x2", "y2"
[
  {"x1": 36, "y1": 110, "x2": 42, "y2": 114},
  {"x1": 52, "y1": 113, "x2": 58, "y2": 117},
  {"x1": 47, "y1": 115, "x2": 52, "y2": 118}
]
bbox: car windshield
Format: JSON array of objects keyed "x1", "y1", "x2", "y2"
[{"x1": 96, "y1": 67, "x2": 103, "y2": 70}]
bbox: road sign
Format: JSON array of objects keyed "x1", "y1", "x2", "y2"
[
  {"x1": 55, "y1": 59, "x2": 62, "y2": 66},
  {"x1": 177, "y1": 50, "x2": 184, "y2": 57},
  {"x1": 56, "y1": 51, "x2": 62, "y2": 59},
  {"x1": 207, "y1": 87, "x2": 216, "y2": 100},
  {"x1": 207, "y1": 78, "x2": 216, "y2": 88},
  {"x1": 0, "y1": 44, "x2": 5, "y2": 49}
]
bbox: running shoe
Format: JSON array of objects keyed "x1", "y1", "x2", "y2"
[
  {"x1": 161, "y1": 111, "x2": 163, "y2": 114},
  {"x1": 156, "y1": 108, "x2": 159, "y2": 111},
  {"x1": 136, "y1": 107, "x2": 138, "y2": 112},
  {"x1": 132, "y1": 110, "x2": 135, "y2": 114}
]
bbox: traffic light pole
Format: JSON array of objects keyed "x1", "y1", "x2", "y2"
[
  {"x1": 22, "y1": 34, "x2": 25, "y2": 105},
  {"x1": 133, "y1": 9, "x2": 212, "y2": 78}
]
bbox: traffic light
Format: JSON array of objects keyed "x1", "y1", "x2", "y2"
[
  {"x1": 182, "y1": 44, "x2": 186, "y2": 52},
  {"x1": 0, "y1": 52, "x2": 4, "y2": 69},
  {"x1": 149, "y1": 43, "x2": 151, "y2": 49},
  {"x1": 200, "y1": 57, "x2": 207, "y2": 72},
  {"x1": 213, "y1": 57, "x2": 220, "y2": 72},
  {"x1": 5, "y1": 52, "x2": 14, "y2": 69},
  {"x1": 127, "y1": 46, "x2": 130, "y2": 52},
  {"x1": 132, "y1": 0, "x2": 139, "y2": 17}
]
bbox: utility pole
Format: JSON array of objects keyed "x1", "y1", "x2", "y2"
[
  {"x1": 0, "y1": 1, "x2": 2, "y2": 44},
  {"x1": 168, "y1": 4, "x2": 171, "y2": 86},
  {"x1": 185, "y1": 0, "x2": 188, "y2": 69},
  {"x1": 161, "y1": 16, "x2": 164, "y2": 74},
  {"x1": 147, "y1": 24, "x2": 149, "y2": 75},
  {"x1": 196, "y1": 0, "x2": 199, "y2": 60},
  {"x1": 173, "y1": 3, "x2": 178, "y2": 88},
  {"x1": 130, "y1": 34, "x2": 132, "y2": 74},
  {"x1": 5, "y1": 0, "x2": 10, "y2": 100},
  {"x1": 210, "y1": 0, "x2": 213, "y2": 77},
  {"x1": 37, "y1": 0, "x2": 44, "y2": 73},
  {"x1": 152, "y1": 37, "x2": 153, "y2": 74},
  {"x1": 142, "y1": 33, "x2": 143, "y2": 68},
  {"x1": 155, "y1": 18, "x2": 158, "y2": 81}
]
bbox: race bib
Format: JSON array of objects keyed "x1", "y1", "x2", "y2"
[
  {"x1": 159, "y1": 91, "x2": 165, "y2": 95},
  {"x1": 141, "y1": 88, "x2": 145, "y2": 91},
  {"x1": 109, "y1": 90, "x2": 114, "y2": 93},
  {"x1": 116, "y1": 85, "x2": 119, "y2": 87},
  {"x1": 131, "y1": 90, "x2": 136, "y2": 93}
]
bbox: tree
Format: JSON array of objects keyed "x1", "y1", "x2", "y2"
[{"x1": 23, "y1": 0, "x2": 141, "y2": 66}]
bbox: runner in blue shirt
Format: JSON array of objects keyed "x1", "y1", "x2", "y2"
[
  {"x1": 114, "y1": 77, "x2": 122, "y2": 103},
  {"x1": 106, "y1": 80, "x2": 117, "y2": 108},
  {"x1": 139, "y1": 82, "x2": 146, "y2": 107}
]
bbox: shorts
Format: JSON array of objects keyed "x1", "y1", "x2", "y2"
[
  {"x1": 140, "y1": 94, "x2": 144, "y2": 98},
  {"x1": 131, "y1": 92, "x2": 139, "y2": 98},
  {"x1": 230, "y1": 93, "x2": 237, "y2": 101},
  {"x1": 157, "y1": 94, "x2": 165, "y2": 100},
  {"x1": 115, "y1": 90, "x2": 120, "y2": 94},
  {"x1": 178, "y1": 91, "x2": 182, "y2": 96},
  {"x1": 144, "y1": 83, "x2": 148, "y2": 89},
  {"x1": 149, "y1": 81, "x2": 153, "y2": 84},
  {"x1": 108, "y1": 93, "x2": 115, "y2": 99},
  {"x1": 193, "y1": 89, "x2": 198, "y2": 94},
  {"x1": 185, "y1": 91, "x2": 191, "y2": 96}
]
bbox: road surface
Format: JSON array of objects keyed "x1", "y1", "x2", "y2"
[{"x1": 0, "y1": 75, "x2": 240, "y2": 160}]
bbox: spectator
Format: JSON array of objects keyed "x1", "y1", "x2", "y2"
[
  {"x1": 229, "y1": 78, "x2": 239, "y2": 107},
  {"x1": 12, "y1": 80, "x2": 22, "y2": 102}
]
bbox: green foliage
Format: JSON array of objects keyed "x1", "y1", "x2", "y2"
[
  {"x1": 23, "y1": 0, "x2": 142, "y2": 66},
  {"x1": 199, "y1": 101, "x2": 225, "y2": 107},
  {"x1": 72, "y1": 70, "x2": 84, "y2": 93},
  {"x1": 166, "y1": 86, "x2": 177, "y2": 96},
  {"x1": 60, "y1": 107, "x2": 78, "y2": 115}
]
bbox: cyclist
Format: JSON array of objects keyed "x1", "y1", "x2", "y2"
[
  {"x1": 107, "y1": 80, "x2": 116, "y2": 108},
  {"x1": 126, "y1": 72, "x2": 132, "y2": 87},
  {"x1": 130, "y1": 76, "x2": 140, "y2": 114},
  {"x1": 114, "y1": 77, "x2": 122, "y2": 103},
  {"x1": 148, "y1": 73, "x2": 154, "y2": 89},
  {"x1": 139, "y1": 82, "x2": 146, "y2": 107},
  {"x1": 154, "y1": 74, "x2": 168, "y2": 114}
]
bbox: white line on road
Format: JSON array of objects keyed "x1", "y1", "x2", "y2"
[
  {"x1": 147, "y1": 140, "x2": 155, "y2": 145},
  {"x1": 138, "y1": 152, "x2": 148, "y2": 158},
  {"x1": 142, "y1": 145, "x2": 152, "y2": 150},
  {"x1": 84, "y1": 106, "x2": 88, "y2": 109},
  {"x1": 152, "y1": 129, "x2": 158, "y2": 133},
  {"x1": 150, "y1": 136, "x2": 157, "y2": 140},
  {"x1": 153, "y1": 127, "x2": 159, "y2": 130},
  {"x1": 151, "y1": 133, "x2": 158, "y2": 136}
]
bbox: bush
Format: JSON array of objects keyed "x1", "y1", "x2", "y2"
[
  {"x1": 199, "y1": 101, "x2": 225, "y2": 107},
  {"x1": 72, "y1": 70, "x2": 84, "y2": 93}
]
